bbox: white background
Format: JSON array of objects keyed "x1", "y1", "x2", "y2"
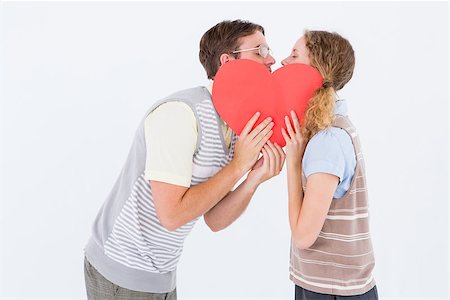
[{"x1": 0, "y1": 1, "x2": 448, "y2": 299}]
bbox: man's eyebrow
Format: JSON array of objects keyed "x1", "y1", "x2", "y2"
[{"x1": 293, "y1": 48, "x2": 299, "y2": 53}]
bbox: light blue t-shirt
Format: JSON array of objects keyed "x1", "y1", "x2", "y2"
[{"x1": 302, "y1": 100, "x2": 356, "y2": 199}]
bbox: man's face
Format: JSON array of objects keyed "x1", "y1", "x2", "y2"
[{"x1": 230, "y1": 31, "x2": 276, "y2": 72}]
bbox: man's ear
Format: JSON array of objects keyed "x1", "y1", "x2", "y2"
[{"x1": 219, "y1": 53, "x2": 233, "y2": 66}]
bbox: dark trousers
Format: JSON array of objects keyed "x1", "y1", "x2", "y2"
[{"x1": 295, "y1": 285, "x2": 378, "y2": 300}]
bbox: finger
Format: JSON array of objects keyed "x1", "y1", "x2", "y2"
[
  {"x1": 285, "y1": 116, "x2": 296, "y2": 141},
  {"x1": 261, "y1": 147, "x2": 270, "y2": 170},
  {"x1": 248, "y1": 118, "x2": 273, "y2": 141},
  {"x1": 281, "y1": 127, "x2": 291, "y2": 144},
  {"x1": 252, "y1": 118, "x2": 274, "y2": 147},
  {"x1": 255, "y1": 128, "x2": 273, "y2": 150},
  {"x1": 290, "y1": 110, "x2": 301, "y2": 134},
  {"x1": 267, "y1": 140, "x2": 280, "y2": 174},
  {"x1": 266, "y1": 141, "x2": 278, "y2": 174},
  {"x1": 274, "y1": 142, "x2": 286, "y2": 172},
  {"x1": 274, "y1": 142, "x2": 285, "y2": 158},
  {"x1": 240, "y1": 112, "x2": 261, "y2": 138},
  {"x1": 264, "y1": 144, "x2": 276, "y2": 175},
  {"x1": 275, "y1": 142, "x2": 285, "y2": 158},
  {"x1": 264, "y1": 144, "x2": 275, "y2": 176}
]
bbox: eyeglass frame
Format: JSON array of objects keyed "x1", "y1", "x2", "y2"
[{"x1": 232, "y1": 44, "x2": 273, "y2": 58}]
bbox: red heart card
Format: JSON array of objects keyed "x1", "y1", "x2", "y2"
[{"x1": 212, "y1": 59, "x2": 323, "y2": 147}]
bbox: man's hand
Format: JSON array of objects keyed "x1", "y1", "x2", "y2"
[
  {"x1": 230, "y1": 112, "x2": 274, "y2": 175},
  {"x1": 246, "y1": 140, "x2": 285, "y2": 189},
  {"x1": 152, "y1": 112, "x2": 276, "y2": 232}
]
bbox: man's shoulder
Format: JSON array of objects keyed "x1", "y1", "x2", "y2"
[
  {"x1": 162, "y1": 86, "x2": 210, "y2": 104},
  {"x1": 142, "y1": 86, "x2": 211, "y2": 127}
]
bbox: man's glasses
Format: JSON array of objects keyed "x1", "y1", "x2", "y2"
[{"x1": 232, "y1": 44, "x2": 273, "y2": 58}]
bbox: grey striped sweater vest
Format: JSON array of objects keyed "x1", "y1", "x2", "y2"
[
  {"x1": 85, "y1": 86, "x2": 236, "y2": 293},
  {"x1": 290, "y1": 115, "x2": 376, "y2": 296}
]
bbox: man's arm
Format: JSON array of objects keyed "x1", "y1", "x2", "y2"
[
  {"x1": 151, "y1": 161, "x2": 243, "y2": 231},
  {"x1": 203, "y1": 140, "x2": 285, "y2": 231},
  {"x1": 151, "y1": 112, "x2": 274, "y2": 231}
]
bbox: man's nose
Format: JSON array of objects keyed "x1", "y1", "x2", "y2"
[
  {"x1": 265, "y1": 54, "x2": 276, "y2": 66},
  {"x1": 281, "y1": 58, "x2": 287, "y2": 66}
]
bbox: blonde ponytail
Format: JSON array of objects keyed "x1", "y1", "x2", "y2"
[
  {"x1": 302, "y1": 85, "x2": 336, "y2": 140},
  {"x1": 301, "y1": 30, "x2": 355, "y2": 140}
]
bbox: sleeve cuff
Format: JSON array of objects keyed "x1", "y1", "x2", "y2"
[
  {"x1": 144, "y1": 170, "x2": 191, "y2": 187},
  {"x1": 303, "y1": 160, "x2": 342, "y2": 182}
]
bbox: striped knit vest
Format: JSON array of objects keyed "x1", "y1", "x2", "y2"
[
  {"x1": 289, "y1": 115, "x2": 376, "y2": 296},
  {"x1": 85, "y1": 86, "x2": 237, "y2": 293}
]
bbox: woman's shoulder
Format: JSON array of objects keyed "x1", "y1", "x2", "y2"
[
  {"x1": 310, "y1": 126, "x2": 351, "y2": 147},
  {"x1": 307, "y1": 126, "x2": 355, "y2": 163}
]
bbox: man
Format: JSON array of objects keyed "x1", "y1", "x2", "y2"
[{"x1": 84, "y1": 19, "x2": 285, "y2": 299}]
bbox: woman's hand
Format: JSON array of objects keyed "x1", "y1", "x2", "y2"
[{"x1": 281, "y1": 110, "x2": 307, "y2": 165}]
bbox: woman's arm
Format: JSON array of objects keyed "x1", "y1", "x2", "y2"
[
  {"x1": 282, "y1": 111, "x2": 339, "y2": 249},
  {"x1": 292, "y1": 173, "x2": 338, "y2": 249}
]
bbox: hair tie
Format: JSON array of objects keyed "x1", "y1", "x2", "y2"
[{"x1": 322, "y1": 80, "x2": 333, "y2": 89}]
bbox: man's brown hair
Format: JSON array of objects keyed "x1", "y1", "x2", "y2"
[{"x1": 199, "y1": 20, "x2": 265, "y2": 79}]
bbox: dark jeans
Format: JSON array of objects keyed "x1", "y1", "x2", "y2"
[
  {"x1": 84, "y1": 256, "x2": 177, "y2": 300},
  {"x1": 295, "y1": 285, "x2": 378, "y2": 300}
]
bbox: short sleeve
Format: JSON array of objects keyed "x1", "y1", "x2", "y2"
[
  {"x1": 302, "y1": 128, "x2": 346, "y2": 182},
  {"x1": 144, "y1": 101, "x2": 198, "y2": 187}
]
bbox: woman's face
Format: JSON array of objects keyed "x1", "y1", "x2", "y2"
[{"x1": 281, "y1": 36, "x2": 311, "y2": 66}]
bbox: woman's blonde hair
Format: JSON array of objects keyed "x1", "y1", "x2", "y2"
[{"x1": 302, "y1": 30, "x2": 355, "y2": 140}]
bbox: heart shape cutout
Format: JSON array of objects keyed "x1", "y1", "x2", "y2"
[{"x1": 212, "y1": 59, "x2": 323, "y2": 147}]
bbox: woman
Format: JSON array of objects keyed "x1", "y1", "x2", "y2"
[{"x1": 281, "y1": 31, "x2": 378, "y2": 299}]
